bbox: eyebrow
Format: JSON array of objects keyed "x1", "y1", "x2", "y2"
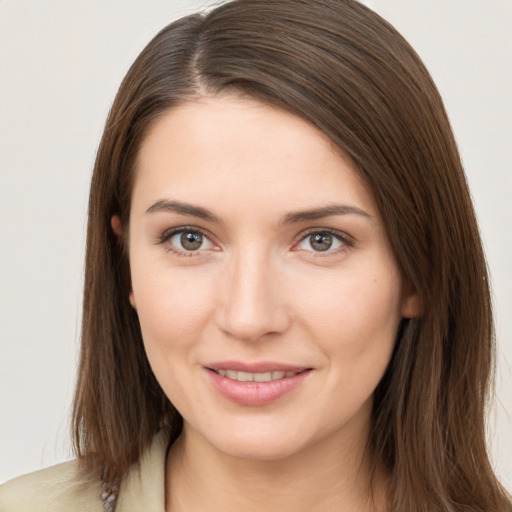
[
  {"x1": 280, "y1": 204, "x2": 371, "y2": 224},
  {"x1": 145, "y1": 199, "x2": 371, "y2": 224},
  {"x1": 145, "y1": 199, "x2": 221, "y2": 222}
]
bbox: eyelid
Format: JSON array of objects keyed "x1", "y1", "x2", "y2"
[
  {"x1": 157, "y1": 225, "x2": 218, "y2": 256},
  {"x1": 156, "y1": 225, "x2": 354, "y2": 256},
  {"x1": 292, "y1": 228, "x2": 354, "y2": 253}
]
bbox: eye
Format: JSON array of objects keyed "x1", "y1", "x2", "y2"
[
  {"x1": 164, "y1": 228, "x2": 215, "y2": 254},
  {"x1": 295, "y1": 230, "x2": 349, "y2": 253}
]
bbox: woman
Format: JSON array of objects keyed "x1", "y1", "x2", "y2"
[{"x1": 1, "y1": 0, "x2": 510, "y2": 510}]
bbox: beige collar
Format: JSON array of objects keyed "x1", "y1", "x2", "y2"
[{"x1": 115, "y1": 430, "x2": 169, "y2": 512}]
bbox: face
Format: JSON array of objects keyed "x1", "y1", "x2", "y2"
[{"x1": 126, "y1": 94, "x2": 418, "y2": 461}]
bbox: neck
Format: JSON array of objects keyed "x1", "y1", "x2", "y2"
[{"x1": 165, "y1": 420, "x2": 389, "y2": 512}]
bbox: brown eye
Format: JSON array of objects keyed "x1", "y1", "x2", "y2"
[
  {"x1": 295, "y1": 230, "x2": 347, "y2": 253},
  {"x1": 180, "y1": 231, "x2": 203, "y2": 251},
  {"x1": 309, "y1": 233, "x2": 333, "y2": 251},
  {"x1": 166, "y1": 229, "x2": 214, "y2": 253}
]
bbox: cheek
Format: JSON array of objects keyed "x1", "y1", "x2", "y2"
[
  {"x1": 131, "y1": 263, "x2": 219, "y2": 408},
  {"x1": 130, "y1": 257, "x2": 217, "y2": 354},
  {"x1": 296, "y1": 267, "x2": 402, "y2": 367},
  {"x1": 298, "y1": 270, "x2": 402, "y2": 424}
]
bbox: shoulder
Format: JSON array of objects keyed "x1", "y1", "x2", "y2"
[
  {"x1": 0, "y1": 460, "x2": 104, "y2": 512},
  {"x1": 0, "y1": 430, "x2": 170, "y2": 512}
]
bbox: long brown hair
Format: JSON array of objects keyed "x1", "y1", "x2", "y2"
[{"x1": 72, "y1": 0, "x2": 511, "y2": 509}]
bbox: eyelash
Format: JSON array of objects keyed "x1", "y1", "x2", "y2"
[
  {"x1": 157, "y1": 226, "x2": 216, "y2": 257},
  {"x1": 157, "y1": 226, "x2": 354, "y2": 257},
  {"x1": 294, "y1": 228, "x2": 354, "y2": 255}
]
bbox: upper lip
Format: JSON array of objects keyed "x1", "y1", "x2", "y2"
[{"x1": 205, "y1": 361, "x2": 311, "y2": 373}]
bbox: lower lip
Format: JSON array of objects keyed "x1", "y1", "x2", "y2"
[{"x1": 205, "y1": 369, "x2": 311, "y2": 406}]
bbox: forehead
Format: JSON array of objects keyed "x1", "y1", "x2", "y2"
[{"x1": 132, "y1": 94, "x2": 378, "y2": 219}]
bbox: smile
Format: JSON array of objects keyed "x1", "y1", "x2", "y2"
[
  {"x1": 214, "y1": 370, "x2": 299, "y2": 382},
  {"x1": 206, "y1": 364, "x2": 312, "y2": 406}
]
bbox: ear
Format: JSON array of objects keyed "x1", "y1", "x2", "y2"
[
  {"x1": 129, "y1": 291, "x2": 137, "y2": 310},
  {"x1": 111, "y1": 215, "x2": 137, "y2": 310},
  {"x1": 111, "y1": 215, "x2": 123, "y2": 237},
  {"x1": 401, "y1": 290, "x2": 421, "y2": 318}
]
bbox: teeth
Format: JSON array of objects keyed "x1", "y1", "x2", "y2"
[
  {"x1": 216, "y1": 369, "x2": 298, "y2": 382},
  {"x1": 236, "y1": 371, "x2": 253, "y2": 382},
  {"x1": 254, "y1": 372, "x2": 273, "y2": 382}
]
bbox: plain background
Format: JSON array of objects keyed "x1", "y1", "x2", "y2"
[{"x1": 1, "y1": 0, "x2": 511, "y2": 489}]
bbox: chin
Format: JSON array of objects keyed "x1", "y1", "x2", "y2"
[
  {"x1": 215, "y1": 437, "x2": 305, "y2": 462},
  {"x1": 196, "y1": 419, "x2": 323, "y2": 463}
]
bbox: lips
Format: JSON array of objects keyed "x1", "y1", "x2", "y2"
[{"x1": 204, "y1": 362, "x2": 312, "y2": 406}]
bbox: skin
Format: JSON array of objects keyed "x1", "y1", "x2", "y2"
[{"x1": 122, "y1": 94, "x2": 419, "y2": 512}]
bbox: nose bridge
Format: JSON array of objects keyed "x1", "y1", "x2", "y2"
[{"x1": 217, "y1": 245, "x2": 289, "y2": 341}]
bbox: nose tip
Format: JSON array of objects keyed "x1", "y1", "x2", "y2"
[
  {"x1": 222, "y1": 318, "x2": 273, "y2": 343},
  {"x1": 216, "y1": 260, "x2": 290, "y2": 342}
]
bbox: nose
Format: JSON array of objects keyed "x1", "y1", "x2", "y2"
[{"x1": 216, "y1": 250, "x2": 291, "y2": 342}]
